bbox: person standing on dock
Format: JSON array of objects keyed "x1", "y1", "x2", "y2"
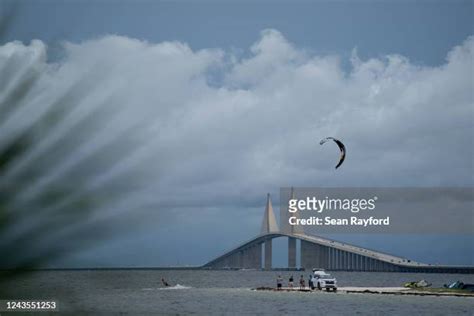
[
  {"x1": 308, "y1": 275, "x2": 314, "y2": 290},
  {"x1": 277, "y1": 275, "x2": 283, "y2": 290},
  {"x1": 299, "y1": 275, "x2": 305, "y2": 290},
  {"x1": 289, "y1": 275, "x2": 294, "y2": 288}
]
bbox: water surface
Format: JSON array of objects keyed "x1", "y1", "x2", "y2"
[{"x1": 5, "y1": 270, "x2": 474, "y2": 315}]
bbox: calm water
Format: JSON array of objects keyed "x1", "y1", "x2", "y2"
[{"x1": 4, "y1": 270, "x2": 474, "y2": 315}]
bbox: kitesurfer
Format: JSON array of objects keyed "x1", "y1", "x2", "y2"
[{"x1": 161, "y1": 278, "x2": 170, "y2": 287}]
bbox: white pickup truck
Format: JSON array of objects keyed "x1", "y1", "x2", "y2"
[{"x1": 311, "y1": 269, "x2": 337, "y2": 292}]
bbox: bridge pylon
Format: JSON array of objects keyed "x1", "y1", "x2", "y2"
[
  {"x1": 261, "y1": 193, "x2": 278, "y2": 269},
  {"x1": 260, "y1": 193, "x2": 279, "y2": 234}
]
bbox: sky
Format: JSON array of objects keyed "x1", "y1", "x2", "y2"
[{"x1": 0, "y1": 0, "x2": 473, "y2": 267}]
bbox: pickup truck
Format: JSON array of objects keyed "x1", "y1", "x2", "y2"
[{"x1": 311, "y1": 269, "x2": 337, "y2": 291}]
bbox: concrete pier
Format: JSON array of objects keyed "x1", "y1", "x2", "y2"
[
  {"x1": 288, "y1": 237, "x2": 296, "y2": 269},
  {"x1": 301, "y1": 240, "x2": 329, "y2": 270},
  {"x1": 264, "y1": 239, "x2": 272, "y2": 270}
]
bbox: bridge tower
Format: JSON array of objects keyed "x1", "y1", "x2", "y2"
[
  {"x1": 261, "y1": 193, "x2": 279, "y2": 234},
  {"x1": 261, "y1": 193, "x2": 278, "y2": 269}
]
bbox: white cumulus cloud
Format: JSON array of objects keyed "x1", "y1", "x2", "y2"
[{"x1": 1, "y1": 30, "x2": 473, "y2": 231}]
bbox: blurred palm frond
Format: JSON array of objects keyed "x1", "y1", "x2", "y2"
[{"x1": 0, "y1": 2, "x2": 149, "y2": 292}]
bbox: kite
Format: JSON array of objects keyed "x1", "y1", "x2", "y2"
[{"x1": 320, "y1": 137, "x2": 346, "y2": 169}]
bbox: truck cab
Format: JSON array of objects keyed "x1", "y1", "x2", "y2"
[{"x1": 311, "y1": 269, "x2": 337, "y2": 292}]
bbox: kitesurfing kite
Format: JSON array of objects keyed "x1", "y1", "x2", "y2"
[{"x1": 320, "y1": 137, "x2": 346, "y2": 169}]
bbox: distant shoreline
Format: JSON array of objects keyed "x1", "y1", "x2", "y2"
[
  {"x1": 0, "y1": 267, "x2": 203, "y2": 271},
  {"x1": 1, "y1": 267, "x2": 472, "y2": 273},
  {"x1": 0, "y1": 267, "x2": 301, "y2": 271}
]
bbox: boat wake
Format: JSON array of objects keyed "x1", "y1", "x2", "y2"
[
  {"x1": 161, "y1": 284, "x2": 192, "y2": 290},
  {"x1": 142, "y1": 284, "x2": 192, "y2": 291}
]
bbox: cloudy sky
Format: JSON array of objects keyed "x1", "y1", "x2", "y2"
[{"x1": 1, "y1": 1, "x2": 473, "y2": 267}]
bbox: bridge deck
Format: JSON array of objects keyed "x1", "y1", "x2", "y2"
[{"x1": 204, "y1": 232, "x2": 474, "y2": 273}]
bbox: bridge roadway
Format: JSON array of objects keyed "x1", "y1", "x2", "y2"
[{"x1": 204, "y1": 232, "x2": 474, "y2": 273}]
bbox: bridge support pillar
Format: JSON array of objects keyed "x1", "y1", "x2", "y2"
[
  {"x1": 242, "y1": 244, "x2": 261, "y2": 269},
  {"x1": 301, "y1": 241, "x2": 329, "y2": 270},
  {"x1": 264, "y1": 239, "x2": 272, "y2": 270},
  {"x1": 301, "y1": 240, "x2": 315, "y2": 270},
  {"x1": 256, "y1": 243, "x2": 262, "y2": 269},
  {"x1": 288, "y1": 237, "x2": 296, "y2": 269}
]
